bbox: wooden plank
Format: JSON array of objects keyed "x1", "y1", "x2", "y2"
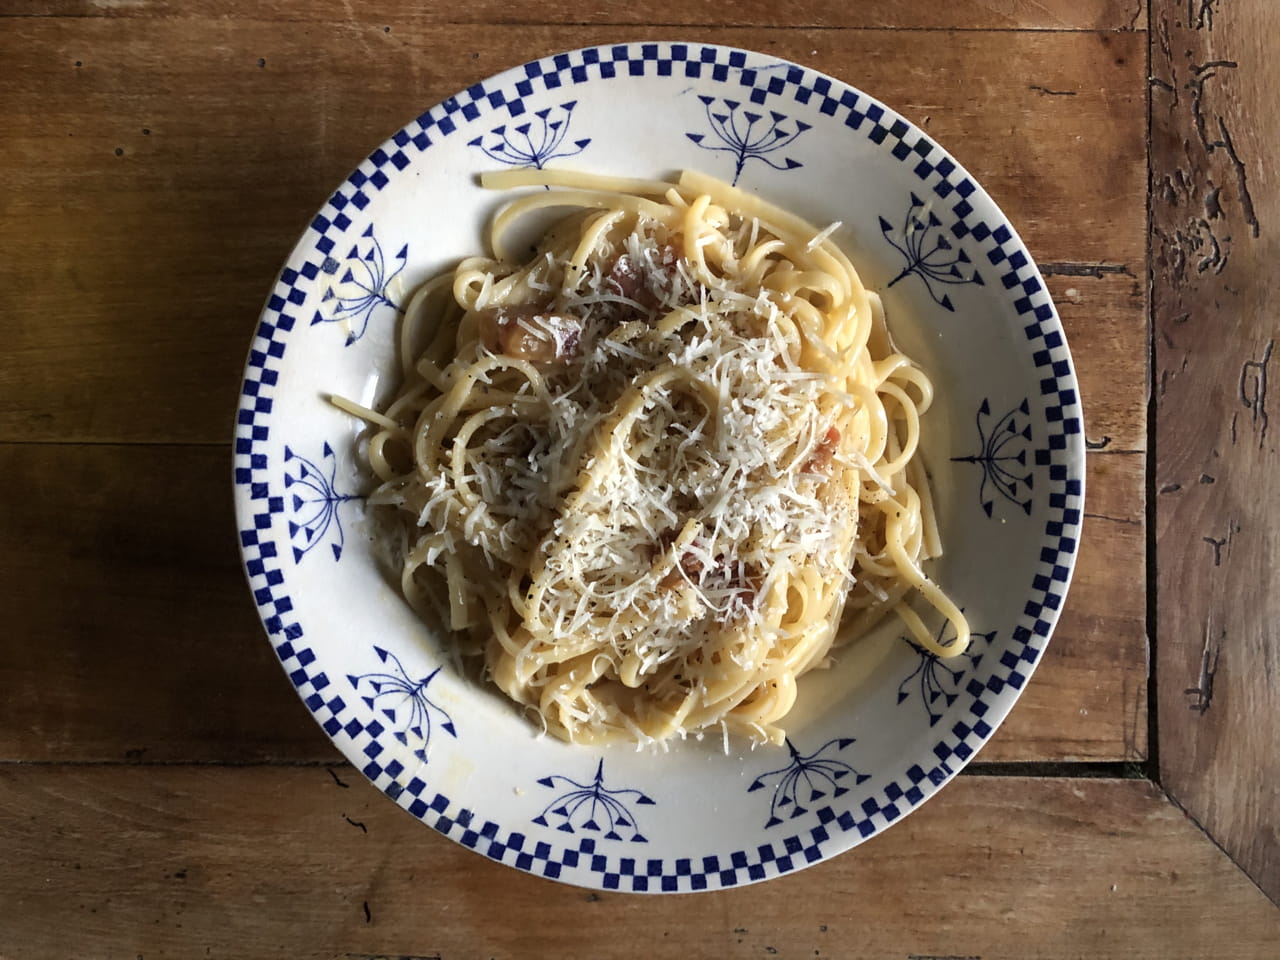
[
  {"x1": 0, "y1": 440, "x2": 1141, "y2": 763},
  {"x1": 0, "y1": 443, "x2": 338, "y2": 763},
  {"x1": 1046, "y1": 270, "x2": 1147, "y2": 453},
  {"x1": 984, "y1": 270, "x2": 1148, "y2": 760},
  {"x1": 0, "y1": 0, "x2": 1149, "y2": 32},
  {"x1": 2, "y1": 770, "x2": 1276, "y2": 957},
  {"x1": 0, "y1": 22, "x2": 1146, "y2": 444},
  {"x1": 988, "y1": 450, "x2": 1146, "y2": 761},
  {"x1": 1152, "y1": 0, "x2": 1280, "y2": 903}
]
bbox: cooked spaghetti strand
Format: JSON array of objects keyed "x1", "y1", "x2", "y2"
[{"x1": 344, "y1": 169, "x2": 967, "y2": 746}]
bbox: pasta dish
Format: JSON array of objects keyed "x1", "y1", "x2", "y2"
[{"x1": 335, "y1": 168, "x2": 969, "y2": 746}]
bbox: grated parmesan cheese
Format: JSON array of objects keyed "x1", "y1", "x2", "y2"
[
  {"x1": 356, "y1": 182, "x2": 965, "y2": 747},
  {"x1": 406, "y1": 216, "x2": 865, "y2": 708}
]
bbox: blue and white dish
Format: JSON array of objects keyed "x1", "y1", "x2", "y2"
[{"x1": 233, "y1": 42, "x2": 1083, "y2": 892}]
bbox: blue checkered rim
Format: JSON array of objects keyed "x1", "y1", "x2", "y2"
[{"x1": 234, "y1": 42, "x2": 1084, "y2": 892}]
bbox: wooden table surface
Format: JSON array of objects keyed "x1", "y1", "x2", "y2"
[{"x1": 2, "y1": 1, "x2": 1277, "y2": 956}]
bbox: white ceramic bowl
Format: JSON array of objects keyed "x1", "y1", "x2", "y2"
[{"x1": 233, "y1": 42, "x2": 1084, "y2": 892}]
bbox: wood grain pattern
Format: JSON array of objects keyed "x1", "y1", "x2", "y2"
[
  {"x1": 0, "y1": 443, "x2": 336, "y2": 763},
  {"x1": 13, "y1": 3, "x2": 1262, "y2": 951},
  {"x1": 1152, "y1": 0, "x2": 1280, "y2": 903},
  {"x1": 1, "y1": 0, "x2": 1149, "y2": 31},
  {"x1": 988, "y1": 449, "x2": 1146, "y2": 761},
  {"x1": 2, "y1": 770, "x2": 1276, "y2": 958},
  {"x1": 0, "y1": 22, "x2": 1144, "y2": 444},
  {"x1": 1047, "y1": 271, "x2": 1148, "y2": 454},
  {"x1": 0, "y1": 439, "x2": 1140, "y2": 763}
]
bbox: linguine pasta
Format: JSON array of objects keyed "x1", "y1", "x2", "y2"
[{"x1": 334, "y1": 168, "x2": 969, "y2": 746}]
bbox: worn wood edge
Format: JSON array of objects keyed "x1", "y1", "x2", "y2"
[
  {"x1": 1160, "y1": 786, "x2": 1280, "y2": 910},
  {"x1": 1150, "y1": 0, "x2": 1280, "y2": 905},
  {"x1": 3, "y1": 769, "x2": 1277, "y2": 957},
  {"x1": 0, "y1": 0, "x2": 1150, "y2": 32}
]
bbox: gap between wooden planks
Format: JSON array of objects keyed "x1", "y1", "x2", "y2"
[{"x1": 1, "y1": 768, "x2": 1276, "y2": 958}]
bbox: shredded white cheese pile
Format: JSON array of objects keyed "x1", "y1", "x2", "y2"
[{"x1": 431, "y1": 218, "x2": 858, "y2": 699}]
